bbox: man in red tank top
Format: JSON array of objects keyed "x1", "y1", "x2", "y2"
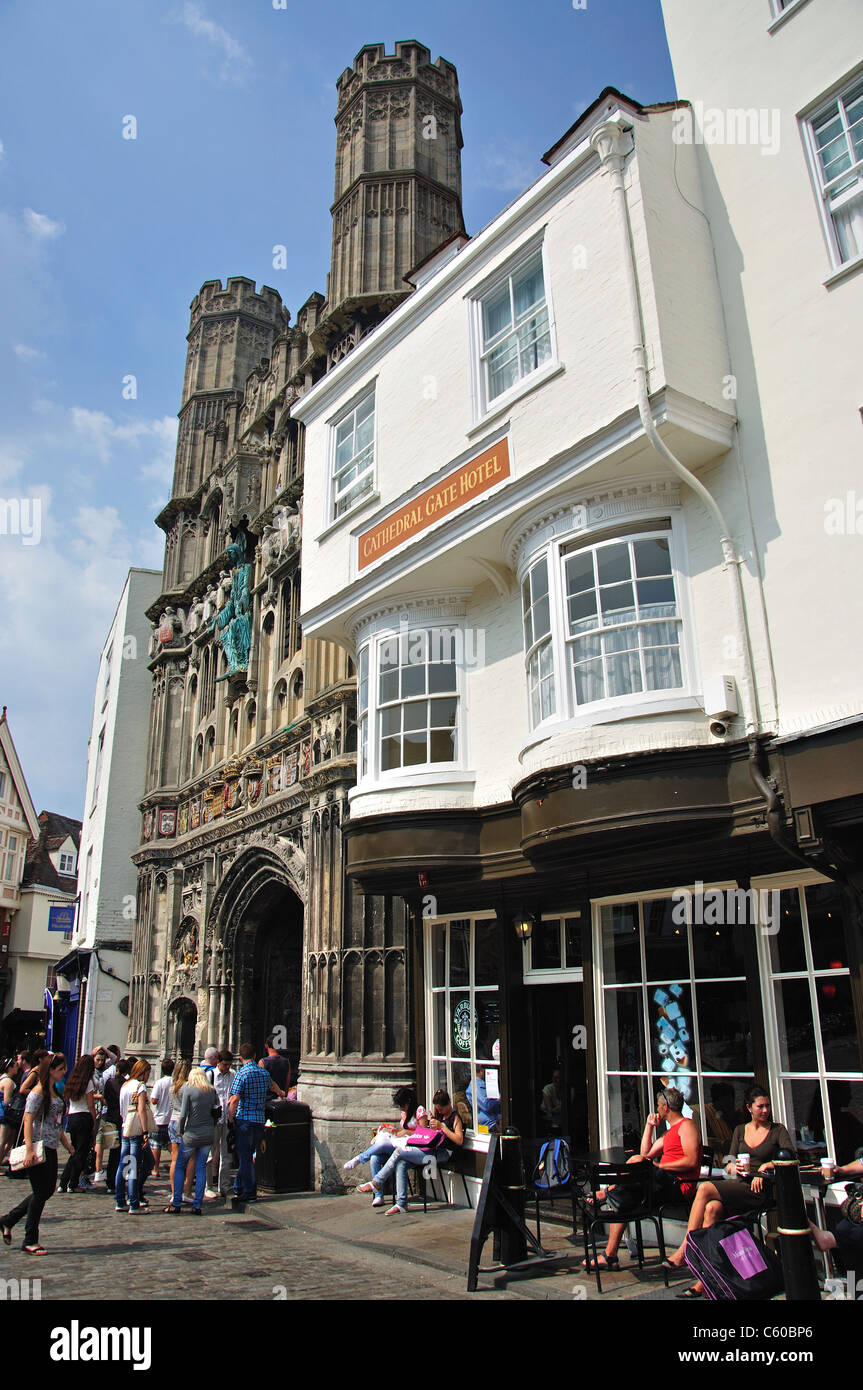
[{"x1": 584, "y1": 1087, "x2": 702, "y2": 1272}]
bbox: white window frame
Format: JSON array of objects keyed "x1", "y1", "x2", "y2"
[
  {"x1": 767, "y1": 0, "x2": 814, "y2": 28},
  {"x1": 58, "y1": 852, "x2": 76, "y2": 875},
  {"x1": 355, "y1": 624, "x2": 470, "y2": 790},
  {"x1": 519, "y1": 514, "x2": 698, "y2": 739},
  {"x1": 3, "y1": 835, "x2": 19, "y2": 882},
  {"x1": 592, "y1": 882, "x2": 754, "y2": 1149},
  {"x1": 754, "y1": 870, "x2": 863, "y2": 1161},
  {"x1": 424, "y1": 911, "x2": 499, "y2": 1149},
  {"x1": 102, "y1": 644, "x2": 113, "y2": 710},
  {"x1": 328, "y1": 383, "x2": 377, "y2": 523},
  {"x1": 468, "y1": 233, "x2": 559, "y2": 425},
  {"x1": 522, "y1": 911, "x2": 584, "y2": 984},
  {"x1": 0, "y1": 770, "x2": 6, "y2": 801},
  {"x1": 91, "y1": 727, "x2": 105, "y2": 812},
  {"x1": 802, "y1": 72, "x2": 863, "y2": 273}
]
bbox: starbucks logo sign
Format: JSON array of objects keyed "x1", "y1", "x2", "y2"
[{"x1": 452, "y1": 999, "x2": 477, "y2": 1053}]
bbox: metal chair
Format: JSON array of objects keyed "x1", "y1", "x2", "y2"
[
  {"x1": 581, "y1": 1157, "x2": 669, "y2": 1294},
  {"x1": 523, "y1": 1136, "x2": 582, "y2": 1246}
]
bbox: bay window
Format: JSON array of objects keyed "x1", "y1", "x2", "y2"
[
  {"x1": 521, "y1": 519, "x2": 689, "y2": 731},
  {"x1": 355, "y1": 625, "x2": 464, "y2": 785}
]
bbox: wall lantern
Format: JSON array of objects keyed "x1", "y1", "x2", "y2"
[{"x1": 513, "y1": 912, "x2": 535, "y2": 942}]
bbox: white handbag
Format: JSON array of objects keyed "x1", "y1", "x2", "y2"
[{"x1": 10, "y1": 1139, "x2": 45, "y2": 1171}]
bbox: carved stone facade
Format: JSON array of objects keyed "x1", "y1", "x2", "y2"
[{"x1": 128, "y1": 42, "x2": 464, "y2": 1187}]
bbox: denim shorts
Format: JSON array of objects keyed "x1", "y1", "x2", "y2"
[{"x1": 168, "y1": 1121, "x2": 181, "y2": 1145}]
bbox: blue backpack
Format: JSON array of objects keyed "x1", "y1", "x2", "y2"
[{"x1": 533, "y1": 1138, "x2": 572, "y2": 1190}]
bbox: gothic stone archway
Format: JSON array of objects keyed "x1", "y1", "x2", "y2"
[
  {"x1": 168, "y1": 997, "x2": 197, "y2": 1059},
  {"x1": 211, "y1": 847, "x2": 304, "y2": 1075}
]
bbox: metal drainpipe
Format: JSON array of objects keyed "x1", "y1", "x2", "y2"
[
  {"x1": 589, "y1": 117, "x2": 760, "y2": 737},
  {"x1": 748, "y1": 735, "x2": 847, "y2": 887}
]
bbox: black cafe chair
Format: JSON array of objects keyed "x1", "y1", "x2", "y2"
[
  {"x1": 522, "y1": 1137, "x2": 583, "y2": 1245},
  {"x1": 655, "y1": 1146, "x2": 774, "y2": 1259},
  {"x1": 581, "y1": 1158, "x2": 669, "y2": 1294},
  {"x1": 654, "y1": 1143, "x2": 714, "y2": 1248}
]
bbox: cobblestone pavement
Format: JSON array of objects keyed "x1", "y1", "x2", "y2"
[{"x1": 0, "y1": 1176, "x2": 511, "y2": 1301}]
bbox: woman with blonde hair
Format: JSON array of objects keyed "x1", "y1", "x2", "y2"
[
  {"x1": 168, "y1": 1059, "x2": 191, "y2": 1196},
  {"x1": 164, "y1": 1065, "x2": 219, "y2": 1216}
]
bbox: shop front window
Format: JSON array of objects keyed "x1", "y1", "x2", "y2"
[
  {"x1": 595, "y1": 893, "x2": 755, "y2": 1157},
  {"x1": 426, "y1": 916, "x2": 501, "y2": 1139},
  {"x1": 760, "y1": 880, "x2": 863, "y2": 1165}
]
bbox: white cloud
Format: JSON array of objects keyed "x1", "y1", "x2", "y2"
[
  {"x1": 0, "y1": 492, "x2": 163, "y2": 815},
  {"x1": 0, "y1": 446, "x2": 24, "y2": 486},
  {"x1": 69, "y1": 407, "x2": 177, "y2": 482},
  {"x1": 473, "y1": 145, "x2": 538, "y2": 193},
  {"x1": 13, "y1": 343, "x2": 46, "y2": 362},
  {"x1": 22, "y1": 208, "x2": 65, "y2": 240},
  {"x1": 174, "y1": 1, "x2": 252, "y2": 82},
  {"x1": 0, "y1": 139, "x2": 5, "y2": 161}
]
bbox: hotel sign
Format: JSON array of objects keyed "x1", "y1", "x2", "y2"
[{"x1": 357, "y1": 439, "x2": 510, "y2": 571}]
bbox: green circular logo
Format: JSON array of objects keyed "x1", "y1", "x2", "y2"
[{"x1": 453, "y1": 999, "x2": 476, "y2": 1053}]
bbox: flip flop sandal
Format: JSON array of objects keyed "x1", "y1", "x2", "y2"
[
  {"x1": 676, "y1": 1286, "x2": 703, "y2": 1299},
  {"x1": 582, "y1": 1253, "x2": 620, "y2": 1271},
  {"x1": 2, "y1": 1225, "x2": 12, "y2": 1245},
  {"x1": 23, "y1": 1245, "x2": 48, "y2": 1255}
]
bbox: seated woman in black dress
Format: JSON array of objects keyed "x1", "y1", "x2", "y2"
[{"x1": 666, "y1": 1084, "x2": 794, "y2": 1284}]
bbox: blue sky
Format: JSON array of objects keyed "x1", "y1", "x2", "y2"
[{"x1": 0, "y1": 0, "x2": 676, "y2": 818}]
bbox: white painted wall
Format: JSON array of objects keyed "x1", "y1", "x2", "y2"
[
  {"x1": 661, "y1": 0, "x2": 863, "y2": 733},
  {"x1": 75, "y1": 568, "x2": 161, "y2": 1051},
  {"x1": 298, "y1": 100, "x2": 735, "y2": 641},
  {"x1": 298, "y1": 92, "x2": 788, "y2": 814}
]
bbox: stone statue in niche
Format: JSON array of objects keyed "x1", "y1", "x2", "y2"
[
  {"x1": 261, "y1": 504, "x2": 300, "y2": 571},
  {"x1": 188, "y1": 597, "x2": 204, "y2": 635},
  {"x1": 216, "y1": 571, "x2": 232, "y2": 610},
  {"x1": 211, "y1": 531, "x2": 253, "y2": 677},
  {"x1": 175, "y1": 920, "x2": 199, "y2": 969},
  {"x1": 317, "y1": 710, "x2": 341, "y2": 759},
  {"x1": 201, "y1": 583, "x2": 217, "y2": 625}
]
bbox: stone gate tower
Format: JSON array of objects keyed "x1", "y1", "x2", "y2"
[
  {"x1": 130, "y1": 43, "x2": 465, "y2": 1189},
  {"x1": 322, "y1": 41, "x2": 465, "y2": 366}
]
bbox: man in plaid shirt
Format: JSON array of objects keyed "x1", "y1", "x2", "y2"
[{"x1": 228, "y1": 1043, "x2": 279, "y2": 1202}]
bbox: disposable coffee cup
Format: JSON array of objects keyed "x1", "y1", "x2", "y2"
[
  {"x1": 738, "y1": 1151, "x2": 750, "y2": 1176},
  {"x1": 821, "y1": 1157, "x2": 835, "y2": 1181}
]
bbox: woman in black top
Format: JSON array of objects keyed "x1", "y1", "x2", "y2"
[
  {"x1": 102, "y1": 1059, "x2": 129, "y2": 1197},
  {"x1": 666, "y1": 1086, "x2": 794, "y2": 1286}
]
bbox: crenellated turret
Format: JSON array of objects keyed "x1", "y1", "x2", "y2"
[{"x1": 325, "y1": 42, "x2": 465, "y2": 346}]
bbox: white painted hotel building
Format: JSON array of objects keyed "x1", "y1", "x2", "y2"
[{"x1": 296, "y1": 6, "x2": 863, "y2": 1180}]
